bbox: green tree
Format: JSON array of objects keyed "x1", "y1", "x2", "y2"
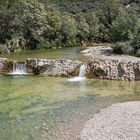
[
  {"x1": 84, "y1": 12, "x2": 100, "y2": 42},
  {"x1": 0, "y1": 8, "x2": 15, "y2": 43},
  {"x1": 75, "y1": 13, "x2": 89, "y2": 42},
  {"x1": 60, "y1": 13, "x2": 77, "y2": 46},
  {"x1": 130, "y1": 19, "x2": 140, "y2": 56},
  {"x1": 42, "y1": 5, "x2": 62, "y2": 46},
  {"x1": 11, "y1": 0, "x2": 47, "y2": 49},
  {"x1": 97, "y1": 0, "x2": 122, "y2": 41},
  {"x1": 109, "y1": 10, "x2": 138, "y2": 42}
]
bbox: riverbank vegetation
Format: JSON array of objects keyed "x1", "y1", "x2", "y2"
[{"x1": 0, "y1": 0, "x2": 140, "y2": 56}]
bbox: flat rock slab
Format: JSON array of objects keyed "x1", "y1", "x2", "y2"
[
  {"x1": 81, "y1": 47, "x2": 140, "y2": 62},
  {"x1": 81, "y1": 101, "x2": 140, "y2": 140}
]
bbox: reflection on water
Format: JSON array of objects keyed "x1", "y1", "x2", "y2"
[
  {"x1": 0, "y1": 75, "x2": 140, "y2": 140},
  {"x1": 0, "y1": 47, "x2": 86, "y2": 61}
]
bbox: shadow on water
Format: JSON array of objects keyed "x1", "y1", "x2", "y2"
[{"x1": 0, "y1": 75, "x2": 140, "y2": 140}]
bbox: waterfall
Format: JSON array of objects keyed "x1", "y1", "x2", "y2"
[
  {"x1": 68, "y1": 64, "x2": 87, "y2": 82},
  {"x1": 9, "y1": 63, "x2": 27, "y2": 75},
  {"x1": 79, "y1": 64, "x2": 87, "y2": 77}
]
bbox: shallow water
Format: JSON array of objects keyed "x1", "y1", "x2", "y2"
[
  {"x1": 0, "y1": 75, "x2": 140, "y2": 140},
  {"x1": 0, "y1": 47, "x2": 86, "y2": 61}
]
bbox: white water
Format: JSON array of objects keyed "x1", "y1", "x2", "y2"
[
  {"x1": 68, "y1": 64, "x2": 87, "y2": 82},
  {"x1": 9, "y1": 63, "x2": 27, "y2": 75},
  {"x1": 79, "y1": 64, "x2": 87, "y2": 77}
]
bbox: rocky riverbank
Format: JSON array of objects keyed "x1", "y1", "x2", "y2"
[
  {"x1": 27, "y1": 58, "x2": 82, "y2": 77},
  {"x1": 81, "y1": 101, "x2": 140, "y2": 140},
  {"x1": 0, "y1": 46, "x2": 140, "y2": 81},
  {"x1": 0, "y1": 58, "x2": 82, "y2": 77},
  {"x1": 82, "y1": 47, "x2": 140, "y2": 81}
]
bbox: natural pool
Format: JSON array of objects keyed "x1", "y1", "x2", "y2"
[
  {"x1": 0, "y1": 75, "x2": 140, "y2": 140},
  {"x1": 0, "y1": 47, "x2": 140, "y2": 140}
]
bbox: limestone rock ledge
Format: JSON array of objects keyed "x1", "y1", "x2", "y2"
[
  {"x1": 0, "y1": 58, "x2": 13, "y2": 73},
  {"x1": 86, "y1": 59, "x2": 140, "y2": 81},
  {"x1": 1, "y1": 56, "x2": 140, "y2": 81},
  {"x1": 82, "y1": 47, "x2": 140, "y2": 81},
  {"x1": 26, "y1": 58, "x2": 82, "y2": 77}
]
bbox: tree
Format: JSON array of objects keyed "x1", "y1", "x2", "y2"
[
  {"x1": 60, "y1": 13, "x2": 77, "y2": 46},
  {"x1": 0, "y1": 8, "x2": 15, "y2": 43},
  {"x1": 42, "y1": 5, "x2": 62, "y2": 45},
  {"x1": 11, "y1": 0, "x2": 48, "y2": 49},
  {"x1": 109, "y1": 9, "x2": 138, "y2": 42},
  {"x1": 74, "y1": 13, "x2": 89, "y2": 42},
  {"x1": 97, "y1": 0, "x2": 122, "y2": 41},
  {"x1": 84, "y1": 12, "x2": 100, "y2": 42},
  {"x1": 130, "y1": 19, "x2": 140, "y2": 56}
]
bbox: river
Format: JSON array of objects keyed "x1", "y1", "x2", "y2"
[{"x1": 0, "y1": 48, "x2": 140, "y2": 140}]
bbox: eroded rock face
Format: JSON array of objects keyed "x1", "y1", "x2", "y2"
[
  {"x1": 0, "y1": 59, "x2": 28, "y2": 74},
  {"x1": 0, "y1": 58, "x2": 10, "y2": 73},
  {"x1": 0, "y1": 56, "x2": 140, "y2": 81},
  {"x1": 86, "y1": 59, "x2": 140, "y2": 81},
  {"x1": 26, "y1": 58, "x2": 82, "y2": 77},
  {"x1": 82, "y1": 47, "x2": 140, "y2": 81}
]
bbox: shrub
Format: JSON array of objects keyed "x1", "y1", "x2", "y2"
[
  {"x1": 112, "y1": 42, "x2": 134, "y2": 55},
  {"x1": 136, "y1": 49, "x2": 140, "y2": 57}
]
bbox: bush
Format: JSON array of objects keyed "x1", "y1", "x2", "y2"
[
  {"x1": 136, "y1": 49, "x2": 140, "y2": 57},
  {"x1": 112, "y1": 42, "x2": 134, "y2": 55},
  {"x1": 0, "y1": 44, "x2": 4, "y2": 54}
]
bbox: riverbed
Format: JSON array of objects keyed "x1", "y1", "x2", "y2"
[{"x1": 0, "y1": 75, "x2": 140, "y2": 140}]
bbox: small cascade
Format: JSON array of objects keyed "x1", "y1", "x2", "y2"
[
  {"x1": 79, "y1": 64, "x2": 87, "y2": 77},
  {"x1": 68, "y1": 64, "x2": 87, "y2": 82},
  {"x1": 8, "y1": 62, "x2": 27, "y2": 75}
]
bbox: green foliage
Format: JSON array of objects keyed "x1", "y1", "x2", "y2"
[
  {"x1": 112, "y1": 42, "x2": 134, "y2": 55},
  {"x1": 130, "y1": 24, "x2": 140, "y2": 56},
  {"x1": 61, "y1": 14, "x2": 77, "y2": 41},
  {"x1": 109, "y1": 10, "x2": 138, "y2": 42},
  {"x1": 12, "y1": 0, "x2": 47, "y2": 49},
  {"x1": 75, "y1": 13, "x2": 89, "y2": 42},
  {"x1": 0, "y1": 7, "x2": 15, "y2": 43},
  {"x1": 84, "y1": 12, "x2": 100, "y2": 41},
  {"x1": 0, "y1": 0, "x2": 140, "y2": 57},
  {"x1": 97, "y1": 0, "x2": 122, "y2": 28},
  {"x1": 96, "y1": 0, "x2": 122, "y2": 41}
]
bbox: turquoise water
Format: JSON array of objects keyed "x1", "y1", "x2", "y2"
[{"x1": 0, "y1": 75, "x2": 140, "y2": 140}]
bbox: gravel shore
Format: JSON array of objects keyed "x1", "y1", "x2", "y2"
[
  {"x1": 81, "y1": 47, "x2": 140, "y2": 62},
  {"x1": 81, "y1": 101, "x2": 140, "y2": 140}
]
